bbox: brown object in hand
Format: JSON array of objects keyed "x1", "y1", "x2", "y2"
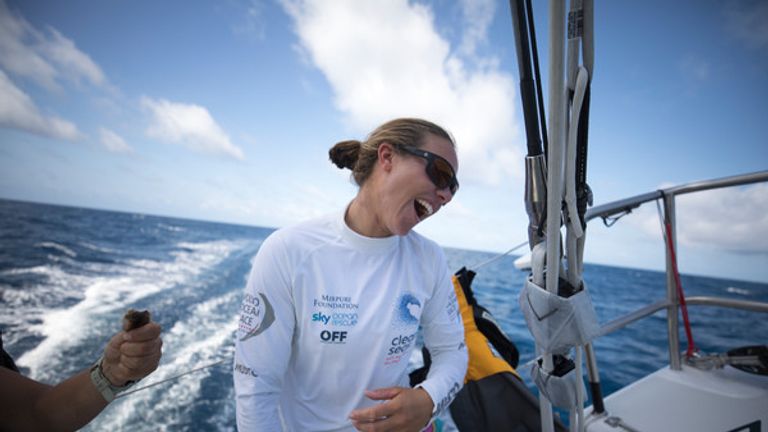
[{"x1": 122, "y1": 309, "x2": 151, "y2": 331}]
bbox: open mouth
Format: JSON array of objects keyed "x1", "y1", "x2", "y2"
[{"x1": 414, "y1": 198, "x2": 434, "y2": 220}]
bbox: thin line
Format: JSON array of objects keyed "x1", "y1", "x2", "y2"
[
  {"x1": 116, "y1": 357, "x2": 230, "y2": 398},
  {"x1": 470, "y1": 240, "x2": 529, "y2": 270}
]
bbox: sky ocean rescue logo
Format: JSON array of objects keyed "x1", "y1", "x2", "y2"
[
  {"x1": 311, "y1": 311, "x2": 358, "y2": 327},
  {"x1": 311, "y1": 294, "x2": 359, "y2": 343},
  {"x1": 312, "y1": 295, "x2": 359, "y2": 326}
]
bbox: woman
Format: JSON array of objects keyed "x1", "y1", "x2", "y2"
[{"x1": 234, "y1": 118, "x2": 468, "y2": 431}]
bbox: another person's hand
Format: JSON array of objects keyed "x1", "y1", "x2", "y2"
[
  {"x1": 348, "y1": 386, "x2": 433, "y2": 432},
  {"x1": 100, "y1": 322, "x2": 162, "y2": 386}
]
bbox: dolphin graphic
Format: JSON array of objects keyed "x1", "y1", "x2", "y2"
[{"x1": 239, "y1": 292, "x2": 276, "y2": 341}]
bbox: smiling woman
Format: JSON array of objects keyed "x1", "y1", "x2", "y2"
[
  {"x1": 234, "y1": 117, "x2": 468, "y2": 431},
  {"x1": 330, "y1": 118, "x2": 459, "y2": 237}
]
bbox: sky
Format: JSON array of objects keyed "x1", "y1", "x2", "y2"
[{"x1": 0, "y1": 0, "x2": 766, "y2": 283}]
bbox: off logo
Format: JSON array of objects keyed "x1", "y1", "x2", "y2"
[{"x1": 320, "y1": 330, "x2": 348, "y2": 344}]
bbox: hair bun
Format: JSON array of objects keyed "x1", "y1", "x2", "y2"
[{"x1": 329, "y1": 140, "x2": 361, "y2": 170}]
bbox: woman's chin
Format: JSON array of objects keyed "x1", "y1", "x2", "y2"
[{"x1": 392, "y1": 220, "x2": 419, "y2": 236}]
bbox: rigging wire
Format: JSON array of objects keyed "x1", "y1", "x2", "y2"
[
  {"x1": 468, "y1": 240, "x2": 529, "y2": 271},
  {"x1": 116, "y1": 357, "x2": 231, "y2": 398},
  {"x1": 525, "y1": 0, "x2": 549, "y2": 157},
  {"x1": 510, "y1": 0, "x2": 544, "y2": 157}
]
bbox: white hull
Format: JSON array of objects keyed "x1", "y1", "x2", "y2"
[{"x1": 585, "y1": 364, "x2": 768, "y2": 432}]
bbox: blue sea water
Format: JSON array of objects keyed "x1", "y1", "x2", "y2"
[{"x1": 1, "y1": 198, "x2": 766, "y2": 431}]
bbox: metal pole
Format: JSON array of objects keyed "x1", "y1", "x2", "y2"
[
  {"x1": 539, "y1": 1, "x2": 566, "y2": 430},
  {"x1": 663, "y1": 193, "x2": 681, "y2": 370},
  {"x1": 584, "y1": 343, "x2": 604, "y2": 414}
]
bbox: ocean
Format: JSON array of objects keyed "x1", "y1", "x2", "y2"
[{"x1": 1, "y1": 198, "x2": 766, "y2": 431}]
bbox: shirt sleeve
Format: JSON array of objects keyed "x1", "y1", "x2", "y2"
[
  {"x1": 416, "y1": 249, "x2": 468, "y2": 415},
  {"x1": 234, "y1": 233, "x2": 295, "y2": 431}
]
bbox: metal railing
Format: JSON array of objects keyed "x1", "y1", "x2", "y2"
[{"x1": 579, "y1": 170, "x2": 768, "y2": 412}]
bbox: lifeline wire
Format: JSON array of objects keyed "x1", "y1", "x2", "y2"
[
  {"x1": 116, "y1": 357, "x2": 231, "y2": 398},
  {"x1": 469, "y1": 240, "x2": 529, "y2": 270}
]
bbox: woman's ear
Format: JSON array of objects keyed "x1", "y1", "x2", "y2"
[{"x1": 378, "y1": 142, "x2": 395, "y2": 172}]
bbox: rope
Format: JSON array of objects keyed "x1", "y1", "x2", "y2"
[
  {"x1": 655, "y1": 199, "x2": 696, "y2": 357},
  {"x1": 469, "y1": 240, "x2": 529, "y2": 270},
  {"x1": 116, "y1": 357, "x2": 231, "y2": 398}
]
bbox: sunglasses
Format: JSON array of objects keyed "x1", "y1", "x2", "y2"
[{"x1": 398, "y1": 145, "x2": 459, "y2": 195}]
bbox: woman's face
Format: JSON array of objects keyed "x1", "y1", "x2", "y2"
[{"x1": 376, "y1": 133, "x2": 458, "y2": 236}]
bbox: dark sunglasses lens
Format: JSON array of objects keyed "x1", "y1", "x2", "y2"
[{"x1": 429, "y1": 159, "x2": 457, "y2": 193}]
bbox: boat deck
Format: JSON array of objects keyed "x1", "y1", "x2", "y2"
[{"x1": 585, "y1": 364, "x2": 768, "y2": 432}]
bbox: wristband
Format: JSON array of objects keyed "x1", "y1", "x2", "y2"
[{"x1": 89, "y1": 356, "x2": 136, "y2": 402}]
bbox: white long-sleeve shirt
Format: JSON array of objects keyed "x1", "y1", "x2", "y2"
[{"x1": 234, "y1": 211, "x2": 467, "y2": 431}]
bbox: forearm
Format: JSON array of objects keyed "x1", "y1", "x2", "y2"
[
  {"x1": 419, "y1": 263, "x2": 469, "y2": 415},
  {"x1": 418, "y1": 346, "x2": 467, "y2": 415},
  {"x1": 234, "y1": 344, "x2": 286, "y2": 430},
  {"x1": 33, "y1": 369, "x2": 109, "y2": 431},
  {"x1": 0, "y1": 367, "x2": 107, "y2": 432}
]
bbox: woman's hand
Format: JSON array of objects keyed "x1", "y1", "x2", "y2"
[{"x1": 349, "y1": 386, "x2": 434, "y2": 432}]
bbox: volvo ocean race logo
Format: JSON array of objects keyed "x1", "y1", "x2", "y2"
[{"x1": 238, "y1": 292, "x2": 275, "y2": 341}]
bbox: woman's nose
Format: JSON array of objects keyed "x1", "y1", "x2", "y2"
[{"x1": 436, "y1": 187, "x2": 453, "y2": 205}]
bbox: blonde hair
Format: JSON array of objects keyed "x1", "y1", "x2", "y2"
[{"x1": 328, "y1": 118, "x2": 454, "y2": 185}]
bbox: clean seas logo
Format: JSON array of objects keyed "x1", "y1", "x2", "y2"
[
  {"x1": 395, "y1": 293, "x2": 421, "y2": 328},
  {"x1": 384, "y1": 332, "x2": 417, "y2": 365},
  {"x1": 384, "y1": 293, "x2": 422, "y2": 365},
  {"x1": 238, "y1": 292, "x2": 275, "y2": 341}
]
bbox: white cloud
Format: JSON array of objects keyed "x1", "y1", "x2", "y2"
[
  {"x1": 0, "y1": 69, "x2": 80, "y2": 140},
  {"x1": 0, "y1": 0, "x2": 106, "y2": 90},
  {"x1": 677, "y1": 184, "x2": 768, "y2": 255},
  {"x1": 232, "y1": 0, "x2": 267, "y2": 41},
  {"x1": 633, "y1": 183, "x2": 768, "y2": 256},
  {"x1": 458, "y1": 0, "x2": 495, "y2": 57},
  {"x1": 98, "y1": 127, "x2": 133, "y2": 154},
  {"x1": 141, "y1": 96, "x2": 245, "y2": 160},
  {"x1": 41, "y1": 28, "x2": 106, "y2": 87},
  {"x1": 281, "y1": 0, "x2": 523, "y2": 186}
]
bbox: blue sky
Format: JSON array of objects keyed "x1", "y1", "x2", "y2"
[{"x1": 1, "y1": 0, "x2": 766, "y2": 282}]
